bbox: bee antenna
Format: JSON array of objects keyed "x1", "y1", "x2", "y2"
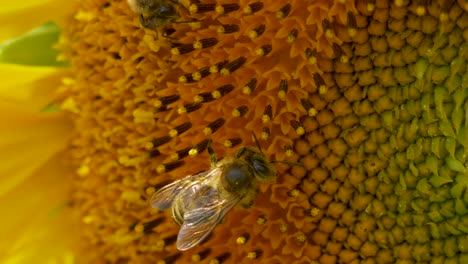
[
  {"x1": 251, "y1": 133, "x2": 263, "y2": 154},
  {"x1": 270, "y1": 160, "x2": 304, "y2": 167}
]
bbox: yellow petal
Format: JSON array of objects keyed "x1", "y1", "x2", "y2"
[
  {"x1": 0, "y1": 152, "x2": 78, "y2": 264},
  {"x1": 0, "y1": 0, "x2": 76, "y2": 41},
  {"x1": 0, "y1": 103, "x2": 73, "y2": 196},
  {"x1": 0, "y1": 63, "x2": 68, "y2": 111}
]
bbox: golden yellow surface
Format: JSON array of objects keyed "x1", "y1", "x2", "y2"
[{"x1": 60, "y1": 0, "x2": 467, "y2": 263}]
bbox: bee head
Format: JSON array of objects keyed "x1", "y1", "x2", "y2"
[
  {"x1": 249, "y1": 152, "x2": 277, "y2": 182},
  {"x1": 138, "y1": 3, "x2": 178, "y2": 29}
]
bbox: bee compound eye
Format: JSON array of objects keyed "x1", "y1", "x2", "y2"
[
  {"x1": 158, "y1": 4, "x2": 176, "y2": 17},
  {"x1": 252, "y1": 159, "x2": 269, "y2": 176}
]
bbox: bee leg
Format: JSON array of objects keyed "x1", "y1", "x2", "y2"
[
  {"x1": 240, "y1": 200, "x2": 254, "y2": 209},
  {"x1": 170, "y1": 0, "x2": 189, "y2": 12},
  {"x1": 207, "y1": 140, "x2": 217, "y2": 168},
  {"x1": 239, "y1": 196, "x2": 255, "y2": 209},
  {"x1": 235, "y1": 147, "x2": 247, "y2": 158},
  {"x1": 236, "y1": 147, "x2": 256, "y2": 158},
  {"x1": 161, "y1": 27, "x2": 177, "y2": 39},
  {"x1": 239, "y1": 189, "x2": 257, "y2": 209}
]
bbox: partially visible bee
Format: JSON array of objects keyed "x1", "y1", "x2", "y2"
[
  {"x1": 127, "y1": 0, "x2": 194, "y2": 30},
  {"x1": 151, "y1": 135, "x2": 301, "y2": 250}
]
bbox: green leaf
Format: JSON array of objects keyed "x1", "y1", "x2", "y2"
[{"x1": 0, "y1": 22, "x2": 68, "y2": 66}]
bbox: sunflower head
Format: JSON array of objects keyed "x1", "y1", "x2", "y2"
[{"x1": 54, "y1": 0, "x2": 468, "y2": 263}]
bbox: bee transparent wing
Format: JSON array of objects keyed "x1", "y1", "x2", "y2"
[
  {"x1": 150, "y1": 170, "x2": 213, "y2": 210},
  {"x1": 176, "y1": 184, "x2": 242, "y2": 250}
]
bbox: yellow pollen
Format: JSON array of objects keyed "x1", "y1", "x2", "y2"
[
  {"x1": 416, "y1": 6, "x2": 426, "y2": 16},
  {"x1": 278, "y1": 90, "x2": 286, "y2": 100},
  {"x1": 276, "y1": 11, "x2": 286, "y2": 19},
  {"x1": 394, "y1": 0, "x2": 404, "y2": 7},
  {"x1": 210, "y1": 259, "x2": 219, "y2": 264},
  {"x1": 279, "y1": 223, "x2": 288, "y2": 232},
  {"x1": 209, "y1": 66, "x2": 219, "y2": 73},
  {"x1": 367, "y1": 3, "x2": 375, "y2": 12},
  {"x1": 156, "y1": 165, "x2": 166, "y2": 173},
  {"x1": 74, "y1": 11, "x2": 96, "y2": 21},
  {"x1": 289, "y1": 189, "x2": 301, "y2": 197},
  {"x1": 296, "y1": 232, "x2": 307, "y2": 243},
  {"x1": 247, "y1": 251, "x2": 257, "y2": 259},
  {"x1": 325, "y1": 29, "x2": 334, "y2": 39},
  {"x1": 132, "y1": 109, "x2": 154, "y2": 123},
  {"x1": 348, "y1": 28, "x2": 357, "y2": 37},
  {"x1": 340, "y1": 56, "x2": 349, "y2": 64},
  {"x1": 82, "y1": 215, "x2": 94, "y2": 224},
  {"x1": 242, "y1": 86, "x2": 252, "y2": 95},
  {"x1": 121, "y1": 190, "x2": 140, "y2": 202},
  {"x1": 193, "y1": 41, "x2": 203, "y2": 49},
  {"x1": 309, "y1": 207, "x2": 320, "y2": 217},
  {"x1": 257, "y1": 217, "x2": 266, "y2": 225},
  {"x1": 155, "y1": 239, "x2": 165, "y2": 249},
  {"x1": 243, "y1": 6, "x2": 252, "y2": 14},
  {"x1": 248, "y1": 30, "x2": 259, "y2": 39},
  {"x1": 220, "y1": 68, "x2": 230, "y2": 76},
  {"x1": 153, "y1": 100, "x2": 162, "y2": 108},
  {"x1": 203, "y1": 127, "x2": 213, "y2": 135},
  {"x1": 439, "y1": 13, "x2": 449, "y2": 22},
  {"x1": 177, "y1": 107, "x2": 187, "y2": 114},
  {"x1": 171, "y1": 48, "x2": 181, "y2": 55},
  {"x1": 285, "y1": 148, "x2": 293, "y2": 157},
  {"x1": 296, "y1": 126, "x2": 305, "y2": 135},
  {"x1": 188, "y1": 4, "x2": 197, "y2": 14},
  {"x1": 308, "y1": 107, "x2": 317, "y2": 117},
  {"x1": 319, "y1": 85, "x2": 328, "y2": 95},
  {"x1": 144, "y1": 142, "x2": 153, "y2": 150},
  {"x1": 170, "y1": 153, "x2": 180, "y2": 161},
  {"x1": 169, "y1": 129, "x2": 178, "y2": 137},
  {"x1": 118, "y1": 155, "x2": 130, "y2": 165},
  {"x1": 254, "y1": 47, "x2": 265, "y2": 56},
  {"x1": 236, "y1": 236, "x2": 247, "y2": 245},
  {"x1": 212, "y1": 90, "x2": 222, "y2": 98},
  {"x1": 134, "y1": 224, "x2": 144, "y2": 233},
  {"x1": 145, "y1": 187, "x2": 155, "y2": 196},
  {"x1": 260, "y1": 131, "x2": 269, "y2": 140},
  {"x1": 77, "y1": 164, "x2": 90, "y2": 177},
  {"x1": 262, "y1": 115, "x2": 270, "y2": 123},
  {"x1": 192, "y1": 72, "x2": 202, "y2": 81},
  {"x1": 194, "y1": 95, "x2": 204, "y2": 103},
  {"x1": 215, "y1": 5, "x2": 224, "y2": 14},
  {"x1": 191, "y1": 254, "x2": 201, "y2": 262},
  {"x1": 189, "y1": 148, "x2": 199, "y2": 156},
  {"x1": 308, "y1": 56, "x2": 317, "y2": 65},
  {"x1": 232, "y1": 109, "x2": 241, "y2": 117},
  {"x1": 224, "y1": 140, "x2": 233, "y2": 148}
]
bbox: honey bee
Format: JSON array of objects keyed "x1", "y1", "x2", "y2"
[
  {"x1": 151, "y1": 136, "x2": 300, "y2": 250},
  {"x1": 127, "y1": 0, "x2": 193, "y2": 30}
]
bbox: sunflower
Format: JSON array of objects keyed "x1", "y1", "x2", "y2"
[{"x1": 2, "y1": 0, "x2": 467, "y2": 263}]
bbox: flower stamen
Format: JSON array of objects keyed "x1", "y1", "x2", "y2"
[
  {"x1": 220, "y1": 57, "x2": 247, "y2": 76},
  {"x1": 215, "y1": 3, "x2": 240, "y2": 15},
  {"x1": 243, "y1": 2, "x2": 264, "y2": 15}
]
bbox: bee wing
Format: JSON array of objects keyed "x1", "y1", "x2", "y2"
[
  {"x1": 150, "y1": 170, "x2": 216, "y2": 210},
  {"x1": 176, "y1": 182, "x2": 242, "y2": 250}
]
